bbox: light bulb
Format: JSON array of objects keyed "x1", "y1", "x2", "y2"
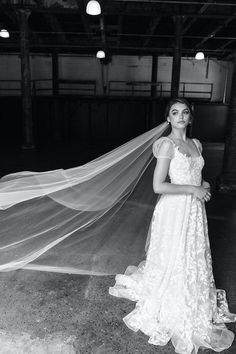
[
  {"x1": 0, "y1": 29, "x2": 10, "y2": 38},
  {"x1": 86, "y1": 1, "x2": 101, "y2": 16},
  {"x1": 96, "y1": 50, "x2": 105, "y2": 59},
  {"x1": 195, "y1": 52, "x2": 205, "y2": 60}
]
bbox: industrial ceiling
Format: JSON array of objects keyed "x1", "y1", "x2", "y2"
[{"x1": 0, "y1": 0, "x2": 236, "y2": 60}]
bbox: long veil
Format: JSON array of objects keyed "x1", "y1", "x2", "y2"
[{"x1": 0, "y1": 122, "x2": 168, "y2": 275}]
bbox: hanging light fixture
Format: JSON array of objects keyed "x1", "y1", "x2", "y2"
[
  {"x1": 195, "y1": 52, "x2": 205, "y2": 60},
  {"x1": 96, "y1": 50, "x2": 105, "y2": 59},
  {"x1": 0, "y1": 29, "x2": 10, "y2": 38},
  {"x1": 86, "y1": 1, "x2": 101, "y2": 15}
]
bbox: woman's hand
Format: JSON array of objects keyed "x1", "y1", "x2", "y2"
[
  {"x1": 192, "y1": 186, "x2": 211, "y2": 202},
  {"x1": 202, "y1": 180, "x2": 211, "y2": 191}
]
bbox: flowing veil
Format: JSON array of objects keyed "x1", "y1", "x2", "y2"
[{"x1": 0, "y1": 122, "x2": 168, "y2": 275}]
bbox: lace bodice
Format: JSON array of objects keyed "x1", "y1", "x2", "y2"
[
  {"x1": 169, "y1": 145, "x2": 204, "y2": 186},
  {"x1": 153, "y1": 137, "x2": 204, "y2": 187}
]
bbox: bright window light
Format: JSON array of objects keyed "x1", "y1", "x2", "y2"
[
  {"x1": 86, "y1": 1, "x2": 101, "y2": 16},
  {"x1": 0, "y1": 29, "x2": 10, "y2": 38},
  {"x1": 195, "y1": 52, "x2": 205, "y2": 60},
  {"x1": 96, "y1": 50, "x2": 105, "y2": 59}
]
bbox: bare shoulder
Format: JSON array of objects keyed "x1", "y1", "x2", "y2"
[{"x1": 192, "y1": 138, "x2": 202, "y2": 152}]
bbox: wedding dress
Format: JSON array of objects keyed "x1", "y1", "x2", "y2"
[{"x1": 109, "y1": 137, "x2": 236, "y2": 354}]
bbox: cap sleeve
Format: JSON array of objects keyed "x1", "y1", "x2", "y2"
[{"x1": 153, "y1": 137, "x2": 174, "y2": 160}]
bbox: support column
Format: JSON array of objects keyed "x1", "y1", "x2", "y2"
[
  {"x1": 151, "y1": 55, "x2": 158, "y2": 97},
  {"x1": 17, "y1": 9, "x2": 34, "y2": 148},
  {"x1": 171, "y1": 16, "x2": 183, "y2": 99},
  {"x1": 150, "y1": 55, "x2": 158, "y2": 128},
  {"x1": 52, "y1": 51, "x2": 59, "y2": 95},
  {"x1": 218, "y1": 51, "x2": 236, "y2": 191},
  {"x1": 52, "y1": 50, "x2": 61, "y2": 141}
]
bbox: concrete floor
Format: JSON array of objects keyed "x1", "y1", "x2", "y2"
[{"x1": 0, "y1": 141, "x2": 235, "y2": 354}]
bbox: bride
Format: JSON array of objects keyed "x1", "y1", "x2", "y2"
[{"x1": 109, "y1": 98, "x2": 236, "y2": 354}]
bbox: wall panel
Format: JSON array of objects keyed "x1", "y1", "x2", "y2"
[{"x1": 0, "y1": 97, "x2": 229, "y2": 147}]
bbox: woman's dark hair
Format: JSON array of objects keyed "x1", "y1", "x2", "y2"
[{"x1": 164, "y1": 98, "x2": 194, "y2": 121}]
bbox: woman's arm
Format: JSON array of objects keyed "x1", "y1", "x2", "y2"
[{"x1": 153, "y1": 157, "x2": 195, "y2": 195}]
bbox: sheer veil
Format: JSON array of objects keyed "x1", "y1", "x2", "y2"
[{"x1": 0, "y1": 122, "x2": 168, "y2": 275}]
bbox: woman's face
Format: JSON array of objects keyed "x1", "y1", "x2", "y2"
[{"x1": 167, "y1": 102, "x2": 191, "y2": 130}]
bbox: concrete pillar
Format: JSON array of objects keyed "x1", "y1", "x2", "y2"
[
  {"x1": 150, "y1": 55, "x2": 158, "y2": 128},
  {"x1": 52, "y1": 50, "x2": 61, "y2": 141},
  {"x1": 17, "y1": 9, "x2": 34, "y2": 148},
  {"x1": 171, "y1": 16, "x2": 183, "y2": 99},
  {"x1": 151, "y1": 55, "x2": 158, "y2": 97},
  {"x1": 218, "y1": 51, "x2": 236, "y2": 191},
  {"x1": 52, "y1": 51, "x2": 59, "y2": 96}
]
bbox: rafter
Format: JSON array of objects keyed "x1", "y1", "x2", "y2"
[
  {"x1": 116, "y1": 14, "x2": 123, "y2": 47},
  {"x1": 182, "y1": 0, "x2": 214, "y2": 35},
  {"x1": 76, "y1": 0, "x2": 92, "y2": 40},
  {"x1": 112, "y1": 0, "x2": 236, "y2": 6},
  {"x1": 143, "y1": 17, "x2": 160, "y2": 47},
  {"x1": 221, "y1": 52, "x2": 234, "y2": 61},
  {"x1": 1, "y1": 3, "x2": 236, "y2": 19},
  {"x1": 194, "y1": 13, "x2": 236, "y2": 49},
  {"x1": 0, "y1": 1, "x2": 236, "y2": 60},
  {"x1": 217, "y1": 38, "x2": 236, "y2": 51},
  {"x1": 34, "y1": 0, "x2": 66, "y2": 43}
]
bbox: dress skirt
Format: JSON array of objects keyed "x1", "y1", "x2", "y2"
[{"x1": 109, "y1": 193, "x2": 235, "y2": 354}]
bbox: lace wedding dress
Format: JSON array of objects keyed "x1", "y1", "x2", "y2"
[{"x1": 109, "y1": 137, "x2": 236, "y2": 354}]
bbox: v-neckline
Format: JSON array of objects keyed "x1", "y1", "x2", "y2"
[{"x1": 165, "y1": 137, "x2": 201, "y2": 159}]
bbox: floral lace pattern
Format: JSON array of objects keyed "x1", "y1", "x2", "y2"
[{"x1": 109, "y1": 139, "x2": 236, "y2": 354}]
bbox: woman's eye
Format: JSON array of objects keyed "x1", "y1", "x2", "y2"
[{"x1": 183, "y1": 111, "x2": 189, "y2": 115}]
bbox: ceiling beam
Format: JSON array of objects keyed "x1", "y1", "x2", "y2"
[
  {"x1": 34, "y1": 0, "x2": 66, "y2": 43},
  {"x1": 221, "y1": 52, "x2": 234, "y2": 60},
  {"x1": 0, "y1": 40, "x2": 232, "y2": 54},
  {"x1": 7, "y1": 30, "x2": 236, "y2": 42},
  {"x1": 116, "y1": 14, "x2": 123, "y2": 47},
  {"x1": 112, "y1": 0, "x2": 236, "y2": 6},
  {"x1": 143, "y1": 17, "x2": 160, "y2": 47},
  {"x1": 2, "y1": 4, "x2": 236, "y2": 18},
  {"x1": 194, "y1": 13, "x2": 236, "y2": 49},
  {"x1": 217, "y1": 38, "x2": 236, "y2": 50},
  {"x1": 182, "y1": 0, "x2": 214, "y2": 35},
  {"x1": 76, "y1": 0, "x2": 92, "y2": 40},
  {"x1": 3, "y1": 0, "x2": 236, "y2": 8}
]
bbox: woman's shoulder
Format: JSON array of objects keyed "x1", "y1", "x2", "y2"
[
  {"x1": 153, "y1": 136, "x2": 175, "y2": 147},
  {"x1": 153, "y1": 137, "x2": 174, "y2": 159},
  {"x1": 191, "y1": 138, "x2": 202, "y2": 152}
]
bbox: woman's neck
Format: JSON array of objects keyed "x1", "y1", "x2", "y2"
[{"x1": 169, "y1": 129, "x2": 188, "y2": 142}]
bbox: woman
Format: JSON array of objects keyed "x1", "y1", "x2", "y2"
[{"x1": 109, "y1": 98, "x2": 235, "y2": 354}]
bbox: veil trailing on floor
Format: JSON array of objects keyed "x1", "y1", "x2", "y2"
[{"x1": 0, "y1": 122, "x2": 168, "y2": 275}]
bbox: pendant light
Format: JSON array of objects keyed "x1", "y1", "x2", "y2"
[
  {"x1": 96, "y1": 50, "x2": 105, "y2": 59},
  {"x1": 195, "y1": 52, "x2": 205, "y2": 60},
  {"x1": 0, "y1": 29, "x2": 10, "y2": 38},
  {"x1": 86, "y1": 1, "x2": 101, "y2": 16}
]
